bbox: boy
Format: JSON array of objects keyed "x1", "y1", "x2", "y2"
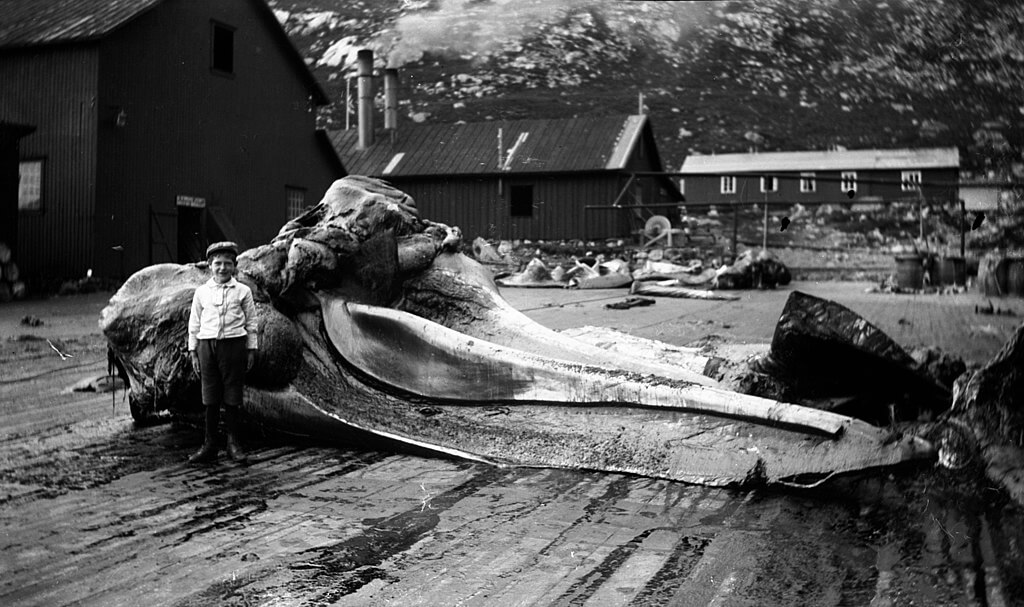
[{"x1": 187, "y1": 241, "x2": 258, "y2": 464}]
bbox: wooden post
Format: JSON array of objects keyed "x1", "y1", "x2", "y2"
[
  {"x1": 762, "y1": 199, "x2": 768, "y2": 251},
  {"x1": 960, "y1": 198, "x2": 966, "y2": 258},
  {"x1": 732, "y1": 202, "x2": 738, "y2": 261}
]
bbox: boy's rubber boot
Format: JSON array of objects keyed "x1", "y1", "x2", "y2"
[
  {"x1": 188, "y1": 405, "x2": 220, "y2": 464},
  {"x1": 223, "y1": 407, "x2": 247, "y2": 464}
]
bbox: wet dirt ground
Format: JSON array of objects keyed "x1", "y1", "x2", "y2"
[{"x1": 1, "y1": 283, "x2": 1024, "y2": 606}]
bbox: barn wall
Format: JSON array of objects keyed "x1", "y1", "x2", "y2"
[
  {"x1": 391, "y1": 173, "x2": 634, "y2": 242},
  {"x1": 0, "y1": 45, "x2": 99, "y2": 283},
  {"x1": 93, "y1": 0, "x2": 342, "y2": 278}
]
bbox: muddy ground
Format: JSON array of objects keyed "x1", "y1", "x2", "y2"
[{"x1": 2, "y1": 284, "x2": 1024, "y2": 606}]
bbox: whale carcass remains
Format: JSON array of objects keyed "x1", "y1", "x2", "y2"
[{"x1": 100, "y1": 176, "x2": 933, "y2": 486}]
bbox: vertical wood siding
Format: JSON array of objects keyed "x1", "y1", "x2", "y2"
[
  {"x1": 93, "y1": 0, "x2": 342, "y2": 278},
  {"x1": 392, "y1": 173, "x2": 632, "y2": 242},
  {"x1": 2, "y1": 0, "x2": 343, "y2": 283},
  {"x1": 0, "y1": 46, "x2": 99, "y2": 282}
]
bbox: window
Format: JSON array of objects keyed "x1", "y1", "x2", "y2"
[
  {"x1": 18, "y1": 159, "x2": 43, "y2": 212},
  {"x1": 901, "y1": 170, "x2": 922, "y2": 191},
  {"x1": 841, "y1": 171, "x2": 857, "y2": 194},
  {"x1": 510, "y1": 184, "x2": 533, "y2": 217},
  {"x1": 720, "y1": 175, "x2": 736, "y2": 194},
  {"x1": 760, "y1": 176, "x2": 778, "y2": 193},
  {"x1": 800, "y1": 172, "x2": 816, "y2": 193},
  {"x1": 286, "y1": 186, "x2": 306, "y2": 220},
  {"x1": 211, "y1": 21, "x2": 235, "y2": 74},
  {"x1": 678, "y1": 178, "x2": 685, "y2": 195}
]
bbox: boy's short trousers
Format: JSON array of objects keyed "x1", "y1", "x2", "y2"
[{"x1": 196, "y1": 337, "x2": 247, "y2": 408}]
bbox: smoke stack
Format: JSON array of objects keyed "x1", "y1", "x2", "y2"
[
  {"x1": 357, "y1": 49, "x2": 374, "y2": 149},
  {"x1": 384, "y1": 68, "x2": 399, "y2": 131}
]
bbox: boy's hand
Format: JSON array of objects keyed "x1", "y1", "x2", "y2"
[
  {"x1": 190, "y1": 351, "x2": 200, "y2": 375},
  {"x1": 247, "y1": 350, "x2": 256, "y2": 371}
]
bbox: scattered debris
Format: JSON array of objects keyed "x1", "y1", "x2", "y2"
[
  {"x1": 494, "y1": 258, "x2": 567, "y2": 288},
  {"x1": 20, "y1": 315, "x2": 43, "y2": 327},
  {"x1": 630, "y1": 281, "x2": 740, "y2": 301},
  {"x1": 947, "y1": 320, "x2": 1024, "y2": 505},
  {"x1": 975, "y1": 301, "x2": 1017, "y2": 316},
  {"x1": 605, "y1": 296, "x2": 655, "y2": 310},
  {"x1": 908, "y1": 346, "x2": 968, "y2": 390},
  {"x1": 566, "y1": 258, "x2": 632, "y2": 289},
  {"x1": 47, "y1": 339, "x2": 74, "y2": 360},
  {"x1": 69, "y1": 375, "x2": 125, "y2": 393},
  {"x1": 714, "y1": 249, "x2": 791, "y2": 290}
]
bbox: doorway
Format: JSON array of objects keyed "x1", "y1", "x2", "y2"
[{"x1": 177, "y1": 207, "x2": 205, "y2": 264}]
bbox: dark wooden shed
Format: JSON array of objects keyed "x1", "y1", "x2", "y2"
[
  {"x1": 0, "y1": 0, "x2": 344, "y2": 286},
  {"x1": 329, "y1": 114, "x2": 683, "y2": 242}
]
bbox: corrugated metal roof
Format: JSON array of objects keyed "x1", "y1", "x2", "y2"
[
  {"x1": 0, "y1": 0, "x2": 331, "y2": 104},
  {"x1": 679, "y1": 147, "x2": 960, "y2": 174},
  {"x1": 0, "y1": 0, "x2": 165, "y2": 48},
  {"x1": 329, "y1": 114, "x2": 653, "y2": 177}
]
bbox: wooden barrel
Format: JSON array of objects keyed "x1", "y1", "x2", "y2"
[
  {"x1": 937, "y1": 256, "x2": 966, "y2": 286},
  {"x1": 895, "y1": 255, "x2": 923, "y2": 289},
  {"x1": 1008, "y1": 259, "x2": 1024, "y2": 296}
]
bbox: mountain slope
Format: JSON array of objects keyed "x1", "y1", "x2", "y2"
[{"x1": 270, "y1": 0, "x2": 1024, "y2": 175}]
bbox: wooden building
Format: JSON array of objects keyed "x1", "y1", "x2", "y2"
[
  {"x1": 0, "y1": 0, "x2": 344, "y2": 285},
  {"x1": 330, "y1": 54, "x2": 681, "y2": 243},
  {"x1": 331, "y1": 113, "x2": 683, "y2": 242},
  {"x1": 677, "y1": 148, "x2": 960, "y2": 208}
]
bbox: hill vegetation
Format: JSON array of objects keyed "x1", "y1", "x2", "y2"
[{"x1": 269, "y1": 0, "x2": 1024, "y2": 176}]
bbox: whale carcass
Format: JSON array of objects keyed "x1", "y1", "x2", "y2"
[{"x1": 100, "y1": 176, "x2": 933, "y2": 486}]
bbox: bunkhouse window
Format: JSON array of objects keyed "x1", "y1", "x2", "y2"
[
  {"x1": 841, "y1": 171, "x2": 857, "y2": 194},
  {"x1": 720, "y1": 175, "x2": 736, "y2": 194},
  {"x1": 760, "y1": 176, "x2": 778, "y2": 193},
  {"x1": 510, "y1": 184, "x2": 534, "y2": 217},
  {"x1": 800, "y1": 172, "x2": 816, "y2": 193},
  {"x1": 18, "y1": 159, "x2": 43, "y2": 212},
  {"x1": 286, "y1": 186, "x2": 306, "y2": 220},
  {"x1": 901, "y1": 170, "x2": 922, "y2": 191},
  {"x1": 211, "y1": 21, "x2": 235, "y2": 75}
]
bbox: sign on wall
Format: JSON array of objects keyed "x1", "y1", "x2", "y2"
[{"x1": 175, "y1": 195, "x2": 206, "y2": 208}]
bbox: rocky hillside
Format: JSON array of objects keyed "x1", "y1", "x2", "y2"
[{"x1": 269, "y1": 0, "x2": 1024, "y2": 176}]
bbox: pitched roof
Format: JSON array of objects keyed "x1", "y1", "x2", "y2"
[
  {"x1": 329, "y1": 114, "x2": 659, "y2": 177},
  {"x1": 0, "y1": 0, "x2": 329, "y2": 104},
  {"x1": 0, "y1": 0, "x2": 164, "y2": 48},
  {"x1": 679, "y1": 147, "x2": 960, "y2": 174}
]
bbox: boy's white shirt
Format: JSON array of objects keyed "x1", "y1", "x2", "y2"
[{"x1": 187, "y1": 277, "x2": 258, "y2": 351}]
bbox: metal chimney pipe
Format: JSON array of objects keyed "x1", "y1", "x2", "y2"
[
  {"x1": 357, "y1": 49, "x2": 374, "y2": 149},
  {"x1": 384, "y1": 68, "x2": 399, "y2": 131}
]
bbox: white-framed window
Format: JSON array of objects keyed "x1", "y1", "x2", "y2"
[
  {"x1": 720, "y1": 175, "x2": 736, "y2": 194},
  {"x1": 901, "y1": 170, "x2": 922, "y2": 191},
  {"x1": 18, "y1": 159, "x2": 43, "y2": 212},
  {"x1": 286, "y1": 186, "x2": 306, "y2": 220},
  {"x1": 799, "y1": 172, "x2": 816, "y2": 193},
  {"x1": 841, "y1": 171, "x2": 857, "y2": 194},
  {"x1": 760, "y1": 176, "x2": 778, "y2": 193},
  {"x1": 678, "y1": 178, "x2": 685, "y2": 195}
]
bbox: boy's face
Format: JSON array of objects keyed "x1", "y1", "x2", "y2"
[{"x1": 209, "y1": 254, "x2": 236, "y2": 283}]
